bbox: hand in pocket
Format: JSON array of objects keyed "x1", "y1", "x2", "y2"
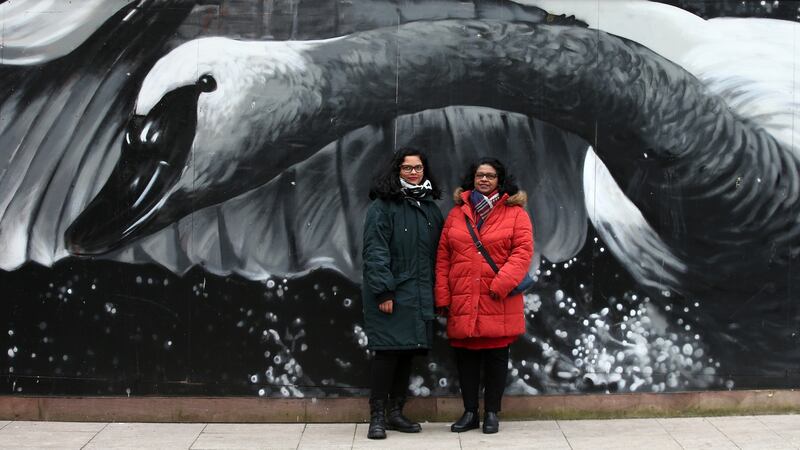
[{"x1": 379, "y1": 299, "x2": 394, "y2": 314}]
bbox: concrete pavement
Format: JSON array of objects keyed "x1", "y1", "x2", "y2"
[{"x1": 0, "y1": 414, "x2": 799, "y2": 449}]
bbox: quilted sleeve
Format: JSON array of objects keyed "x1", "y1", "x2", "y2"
[{"x1": 490, "y1": 207, "x2": 533, "y2": 298}]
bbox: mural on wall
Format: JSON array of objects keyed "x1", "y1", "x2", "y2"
[{"x1": 2, "y1": 0, "x2": 799, "y2": 397}]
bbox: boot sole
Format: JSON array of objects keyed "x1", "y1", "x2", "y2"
[
  {"x1": 386, "y1": 425, "x2": 421, "y2": 433},
  {"x1": 451, "y1": 424, "x2": 480, "y2": 433}
]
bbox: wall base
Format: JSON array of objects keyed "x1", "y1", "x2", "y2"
[{"x1": 1, "y1": 390, "x2": 799, "y2": 422}]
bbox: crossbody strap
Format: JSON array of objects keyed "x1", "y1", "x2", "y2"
[{"x1": 464, "y1": 215, "x2": 500, "y2": 273}]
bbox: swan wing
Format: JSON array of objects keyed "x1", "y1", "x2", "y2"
[
  {"x1": 0, "y1": 2, "x2": 193, "y2": 269},
  {"x1": 0, "y1": 0, "x2": 137, "y2": 66}
]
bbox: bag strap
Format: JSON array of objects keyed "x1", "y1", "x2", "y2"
[{"x1": 464, "y1": 215, "x2": 500, "y2": 274}]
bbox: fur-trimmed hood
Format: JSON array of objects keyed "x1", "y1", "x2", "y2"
[{"x1": 453, "y1": 187, "x2": 528, "y2": 206}]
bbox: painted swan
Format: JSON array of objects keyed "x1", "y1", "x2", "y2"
[{"x1": 2, "y1": 0, "x2": 798, "y2": 382}]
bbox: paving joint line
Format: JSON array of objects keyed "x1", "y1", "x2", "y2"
[
  {"x1": 703, "y1": 417, "x2": 742, "y2": 450},
  {"x1": 754, "y1": 415, "x2": 793, "y2": 443},
  {"x1": 295, "y1": 422, "x2": 307, "y2": 450},
  {"x1": 555, "y1": 419, "x2": 574, "y2": 450},
  {"x1": 350, "y1": 421, "x2": 357, "y2": 449},
  {"x1": 80, "y1": 421, "x2": 111, "y2": 450},
  {"x1": 187, "y1": 423, "x2": 208, "y2": 450},
  {"x1": 654, "y1": 417, "x2": 685, "y2": 449}
]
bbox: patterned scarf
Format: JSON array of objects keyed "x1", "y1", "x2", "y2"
[
  {"x1": 470, "y1": 189, "x2": 500, "y2": 229},
  {"x1": 400, "y1": 178, "x2": 432, "y2": 200}
]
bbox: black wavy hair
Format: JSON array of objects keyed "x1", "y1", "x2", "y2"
[
  {"x1": 369, "y1": 147, "x2": 442, "y2": 201},
  {"x1": 459, "y1": 157, "x2": 519, "y2": 196}
]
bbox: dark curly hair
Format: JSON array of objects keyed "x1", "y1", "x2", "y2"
[
  {"x1": 369, "y1": 147, "x2": 442, "y2": 201},
  {"x1": 459, "y1": 157, "x2": 519, "y2": 196}
]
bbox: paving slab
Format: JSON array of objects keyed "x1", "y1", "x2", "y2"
[
  {"x1": 458, "y1": 420, "x2": 569, "y2": 449},
  {"x1": 765, "y1": 429, "x2": 800, "y2": 445},
  {"x1": 501, "y1": 420, "x2": 563, "y2": 432},
  {"x1": 757, "y1": 414, "x2": 800, "y2": 424},
  {"x1": 668, "y1": 438, "x2": 740, "y2": 449},
  {"x1": 461, "y1": 432, "x2": 571, "y2": 449},
  {"x1": 658, "y1": 417, "x2": 739, "y2": 448},
  {"x1": 84, "y1": 422, "x2": 205, "y2": 449},
  {"x1": 202, "y1": 423, "x2": 305, "y2": 435},
  {"x1": 0, "y1": 423, "x2": 8, "y2": 431},
  {"x1": 1, "y1": 415, "x2": 799, "y2": 449},
  {"x1": 758, "y1": 414, "x2": 800, "y2": 435},
  {"x1": 297, "y1": 423, "x2": 355, "y2": 449},
  {"x1": 191, "y1": 433, "x2": 297, "y2": 450},
  {"x1": 558, "y1": 417, "x2": 670, "y2": 439},
  {"x1": 721, "y1": 433, "x2": 797, "y2": 450},
  {"x1": 567, "y1": 435, "x2": 683, "y2": 450},
  {"x1": 707, "y1": 415, "x2": 773, "y2": 432},
  {"x1": 659, "y1": 417, "x2": 719, "y2": 432},
  {"x1": 705, "y1": 415, "x2": 795, "y2": 449},
  {"x1": 2, "y1": 421, "x2": 106, "y2": 432},
  {"x1": 352, "y1": 423, "x2": 460, "y2": 449},
  {"x1": 193, "y1": 423, "x2": 305, "y2": 450},
  {"x1": 0, "y1": 421, "x2": 106, "y2": 449}
]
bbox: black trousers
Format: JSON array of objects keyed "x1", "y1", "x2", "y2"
[
  {"x1": 454, "y1": 346, "x2": 509, "y2": 413},
  {"x1": 369, "y1": 351, "x2": 415, "y2": 401}
]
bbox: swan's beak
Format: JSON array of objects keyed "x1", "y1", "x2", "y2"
[{"x1": 66, "y1": 85, "x2": 202, "y2": 255}]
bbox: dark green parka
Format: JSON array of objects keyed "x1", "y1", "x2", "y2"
[{"x1": 362, "y1": 195, "x2": 444, "y2": 350}]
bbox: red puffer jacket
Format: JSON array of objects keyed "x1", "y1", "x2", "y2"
[{"x1": 435, "y1": 188, "x2": 534, "y2": 341}]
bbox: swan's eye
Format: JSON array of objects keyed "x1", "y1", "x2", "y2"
[{"x1": 197, "y1": 74, "x2": 217, "y2": 93}]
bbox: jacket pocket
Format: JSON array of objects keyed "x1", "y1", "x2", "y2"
[{"x1": 393, "y1": 271, "x2": 416, "y2": 306}]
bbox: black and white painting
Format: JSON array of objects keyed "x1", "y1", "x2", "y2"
[{"x1": 2, "y1": 0, "x2": 799, "y2": 397}]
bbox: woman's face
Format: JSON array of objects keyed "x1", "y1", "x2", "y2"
[
  {"x1": 399, "y1": 155, "x2": 424, "y2": 185},
  {"x1": 474, "y1": 164, "x2": 499, "y2": 195}
]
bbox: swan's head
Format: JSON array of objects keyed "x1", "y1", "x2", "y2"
[{"x1": 66, "y1": 37, "x2": 323, "y2": 254}]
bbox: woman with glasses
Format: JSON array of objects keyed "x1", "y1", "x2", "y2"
[
  {"x1": 434, "y1": 158, "x2": 533, "y2": 434},
  {"x1": 361, "y1": 147, "x2": 443, "y2": 439}
]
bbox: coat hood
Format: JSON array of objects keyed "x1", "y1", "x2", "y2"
[{"x1": 453, "y1": 187, "x2": 528, "y2": 207}]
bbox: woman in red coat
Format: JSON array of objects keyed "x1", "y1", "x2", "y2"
[{"x1": 435, "y1": 158, "x2": 533, "y2": 434}]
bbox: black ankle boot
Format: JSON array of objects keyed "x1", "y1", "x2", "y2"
[
  {"x1": 450, "y1": 410, "x2": 480, "y2": 432},
  {"x1": 386, "y1": 396, "x2": 421, "y2": 433},
  {"x1": 483, "y1": 411, "x2": 499, "y2": 434},
  {"x1": 367, "y1": 398, "x2": 387, "y2": 439}
]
